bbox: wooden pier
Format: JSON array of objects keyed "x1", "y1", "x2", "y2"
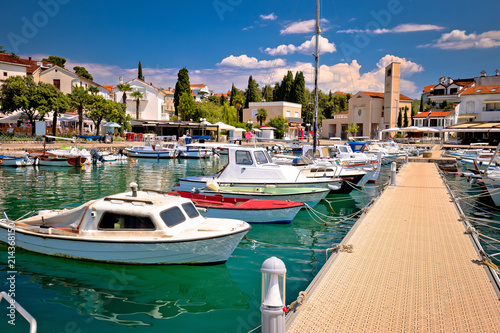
[{"x1": 286, "y1": 163, "x2": 500, "y2": 332}]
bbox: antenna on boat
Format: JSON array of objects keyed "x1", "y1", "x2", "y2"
[{"x1": 312, "y1": 0, "x2": 320, "y2": 157}]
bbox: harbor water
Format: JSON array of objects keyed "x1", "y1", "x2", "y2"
[{"x1": 0, "y1": 157, "x2": 387, "y2": 332}]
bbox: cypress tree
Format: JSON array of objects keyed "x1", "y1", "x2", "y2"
[
  {"x1": 403, "y1": 106, "x2": 409, "y2": 127},
  {"x1": 397, "y1": 108, "x2": 403, "y2": 128},
  {"x1": 273, "y1": 82, "x2": 281, "y2": 101},
  {"x1": 419, "y1": 94, "x2": 424, "y2": 113},
  {"x1": 229, "y1": 83, "x2": 237, "y2": 106},
  {"x1": 174, "y1": 67, "x2": 191, "y2": 116},
  {"x1": 244, "y1": 76, "x2": 260, "y2": 108},
  {"x1": 138, "y1": 61, "x2": 145, "y2": 81},
  {"x1": 281, "y1": 71, "x2": 294, "y2": 102},
  {"x1": 291, "y1": 71, "x2": 306, "y2": 107}
]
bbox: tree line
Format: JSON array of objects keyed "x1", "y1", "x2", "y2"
[{"x1": 0, "y1": 75, "x2": 130, "y2": 136}]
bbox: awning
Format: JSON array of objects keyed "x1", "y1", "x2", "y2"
[
  {"x1": 483, "y1": 99, "x2": 500, "y2": 103},
  {"x1": 457, "y1": 114, "x2": 477, "y2": 119}
]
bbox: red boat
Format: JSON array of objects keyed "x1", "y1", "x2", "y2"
[{"x1": 168, "y1": 190, "x2": 304, "y2": 223}]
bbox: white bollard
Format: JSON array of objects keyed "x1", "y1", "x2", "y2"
[
  {"x1": 260, "y1": 257, "x2": 287, "y2": 333},
  {"x1": 390, "y1": 161, "x2": 397, "y2": 186}
]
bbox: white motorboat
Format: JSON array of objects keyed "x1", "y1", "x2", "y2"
[
  {"x1": 302, "y1": 144, "x2": 382, "y2": 184},
  {"x1": 175, "y1": 146, "x2": 342, "y2": 192},
  {"x1": 0, "y1": 153, "x2": 34, "y2": 167},
  {"x1": 125, "y1": 140, "x2": 178, "y2": 159},
  {"x1": 0, "y1": 183, "x2": 251, "y2": 264},
  {"x1": 272, "y1": 155, "x2": 366, "y2": 193}
]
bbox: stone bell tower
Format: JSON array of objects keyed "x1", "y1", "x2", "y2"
[{"x1": 383, "y1": 62, "x2": 401, "y2": 127}]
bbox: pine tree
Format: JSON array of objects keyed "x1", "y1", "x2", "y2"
[
  {"x1": 174, "y1": 67, "x2": 191, "y2": 116},
  {"x1": 138, "y1": 61, "x2": 145, "y2": 81}
]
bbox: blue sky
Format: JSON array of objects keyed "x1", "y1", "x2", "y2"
[{"x1": 2, "y1": 0, "x2": 500, "y2": 98}]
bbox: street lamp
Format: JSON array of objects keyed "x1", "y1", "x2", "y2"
[
  {"x1": 200, "y1": 118, "x2": 206, "y2": 136},
  {"x1": 247, "y1": 119, "x2": 253, "y2": 130},
  {"x1": 306, "y1": 123, "x2": 311, "y2": 141}
]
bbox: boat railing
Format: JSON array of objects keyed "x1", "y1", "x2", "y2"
[{"x1": 0, "y1": 291, "x2": 37, "y2": 333}]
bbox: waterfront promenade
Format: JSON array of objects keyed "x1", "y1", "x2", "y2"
[{"x1": 286, "y1": 162, "x2": 500, "y2": 332}]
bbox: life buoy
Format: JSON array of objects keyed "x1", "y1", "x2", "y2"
[{"x1": 0, "y1": 159, "x2": 3, "y2": 164}]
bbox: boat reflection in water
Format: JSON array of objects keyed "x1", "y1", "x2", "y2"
[{"x1": 3, "y1": 247, "x2": 249, "y2": 328}]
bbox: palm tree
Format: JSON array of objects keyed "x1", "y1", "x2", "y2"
[
  {"x1": 256, "y1": 108, "x2": 267, "y2": 126},
  {"x1": 67, "y1": 86, "x2": 89, "y2": 135},
  {"x1": 130, "y1": 90, "x2": 144, "y2": 120},
  {"x1": 116, "y1": 83, "x2": 132, "y2": 105},
  {"x1": 88, "y1": 86, "x2": 99, "y2": 95}
]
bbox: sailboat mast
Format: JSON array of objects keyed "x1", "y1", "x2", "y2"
[{"x1": 312, "y1": 0, "x2": 320, "y2": 156}]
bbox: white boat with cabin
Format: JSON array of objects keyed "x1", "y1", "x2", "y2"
[
  {"x1": 0, "y1": 183, "x2": 251, "y2": 264},
  {"x1": 175, "y1": 146, "x2": 342, "y2": 192}
]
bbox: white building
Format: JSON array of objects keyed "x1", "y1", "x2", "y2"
[
  {"x1": 0, "y1": 54, "x2": 29, "y2": 85},
  {"x1": 113, "y1": 78, "x2": 168, "y2": 121},
  {"x1": 456, "y1": 85, "x2": 500, "y2": 122},
  {"x1": 190, "y1": 84, "x2": 211, "y2": 102}
]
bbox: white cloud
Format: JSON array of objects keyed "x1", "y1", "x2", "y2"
[
  {"x1": 337, "y1": 23, "x2": 445, "y2": 34},
  {"x1": 280, "y1": 18, "x2": 329, "y2": 35},
  {"x1": 216, "y1": 55, "x2": 286, "y2": 68},
  {"x1": 25, "y1": 53, "x2": 422, "y2": 99},
  {"x1": 260, "y1": 13, "x2": 277, "y2": 21},
  {"x1": 419, "y1": 29, "x2": 500, "y2": 49},
  {"x1": 264, "y1": 35, "x2": 336, "y2": 56},
  {"x1": 252, "y1": 54, "x2": 423, "y2": 98}
]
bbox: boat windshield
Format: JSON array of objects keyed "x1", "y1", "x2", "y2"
[
  {"x1": 254, "y1": 150, "x2": 270, "y2": 164},
  {"x1": 98, "y1": 212, "x2": 155, "y2": 230},
  {"x1": 160, "y1": 206, "x2": 187, "y2": 227},
  {"x1": 182, "y1": 202, "x2": 200, "y2": 218},
  {"x1": 235, "y1": 150, "x2": 253, "y2": 165}
]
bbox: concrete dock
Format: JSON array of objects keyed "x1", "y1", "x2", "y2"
[{"x1": 286, "y1": 163, "x2": 500, "y2": 332}]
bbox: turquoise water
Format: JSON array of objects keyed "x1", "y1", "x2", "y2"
[{"x1": 0, "y1": 157, "x2": 386, "y2": 332}]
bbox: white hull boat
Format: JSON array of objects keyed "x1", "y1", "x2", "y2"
[
  {"x1": 176, "y1": 146, "x2": 342, "y2": 192},
  {"x1": 0, "y1": 184, "x2": 250, "y2": 264},
  {"x1": 125, "y1": 140, "x2": 178, "y2": 159},
  {"x1": 0, "y1": 153, "x2": 34, "y2": 167}
]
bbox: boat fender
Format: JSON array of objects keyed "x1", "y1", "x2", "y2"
[{"x1": 0, "y1": 159, "x2": 2, "y2": 164}]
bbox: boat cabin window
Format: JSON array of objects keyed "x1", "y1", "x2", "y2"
[
  {"x1": 235, "y1": 151, "x2": 253, "y2": 165},
  {"x1": 254, "y1": 150, "x2": 270, "y2": 164},
  {"x1": 160, "y1": 206, "x2": 186, "y2": 227},
  {"x1": 98, "y1": 212, "x2": 155, "y2": 230},
  {"x1": 182, "y1": 202, "x2": 200, "y2": 218}
]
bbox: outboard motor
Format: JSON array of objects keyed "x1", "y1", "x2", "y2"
[{"x1": 90, "y1": 148, "x2": 104, "y2": 164}]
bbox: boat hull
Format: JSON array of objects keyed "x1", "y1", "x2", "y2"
[
  {"x1": 0, "y1": 223, "x2": 248, "y2": 265},
  {"x1": 125, "y1": 150, "x2": 176, "y2": 159},
  {"x1": 171, "y1": 191, "x2": 304, "y2": 223},
  {"x1": 483, "y1": 177, "x2": 500, "y2": 206},
  {"x1": 177, "y1": 176, "x2": 341, "y2": 193},
  {"x1": 37, "y1": 155, "x2": 86, "y2": 167},
  {"x1": 0, "y1": 156, "x2": 34, "y2": 167},
  {"x1": 201, "y1": 205, "x2": 301, "y2": 223},
  {"x1": 173, "y1": 184, "x2": 330, "y2": 207}
]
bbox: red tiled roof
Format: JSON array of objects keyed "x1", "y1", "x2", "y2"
[
  {"x1": 190, "y1": 84, "x2": 207, "y2": 88},
  {"x1": 422, "y1": 84, "x2": 435, "y2": 93},
  {"x1": 0, "y1": 53, "x2": 27, "y2": 66},
  {"x1": 461, "y1": 85, "x2": 500, "y2": 95},
  {"x1": 361, "y1": 91, "x2": 412, "y2": 101},
  {"x1": 102, "y1": 85, "x2": 114, "y2": 92},
  {"x1": 413, "y1": 110, "x2": 453, "y2": 118},
  {"x1": 336, "y1": 110, "x2": 349, "y2": 114}
]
